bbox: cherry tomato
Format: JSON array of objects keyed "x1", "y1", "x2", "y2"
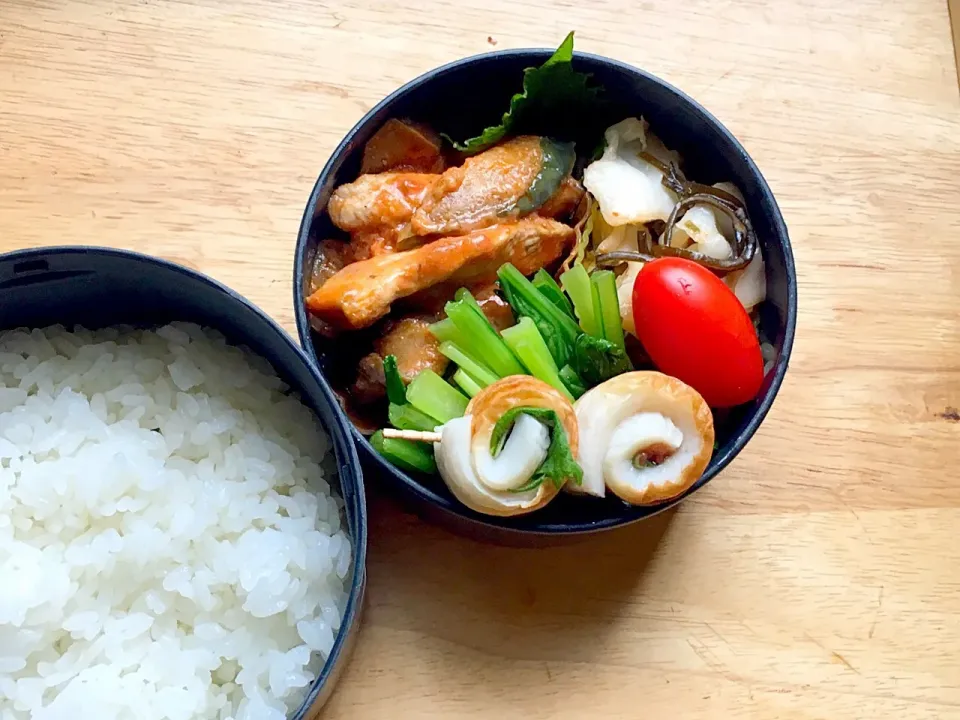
[{"x1": 632, "y1": 257, "x2": 764, "y2": 407}]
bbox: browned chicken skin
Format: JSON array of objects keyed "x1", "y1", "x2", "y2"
[
  {"x1": 307, "y1": 217, "x2": 575, "y2": 330},
  {"x1": 411, "y1": 136, "x2": 547, "y2": 236}
]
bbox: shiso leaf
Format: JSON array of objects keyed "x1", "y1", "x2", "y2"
[
  {"x1": 490, "y1": 406, "x2": 583, "y2": 490},
  {"x1": 444, "y1": 32, "x2": 602, "y2": 154}
]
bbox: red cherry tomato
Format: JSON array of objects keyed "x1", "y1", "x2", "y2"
[{"x1": 632, "y1": 257, "x2": 764, "y2": 407}]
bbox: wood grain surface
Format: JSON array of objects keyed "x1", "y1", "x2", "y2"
[{"x1": 2, "y1": 1, "x2": 960, "y2": 718}]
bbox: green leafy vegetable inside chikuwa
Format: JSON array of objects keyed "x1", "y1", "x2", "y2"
[{"x1": 490, "y1": 406, "x2": 583, "y2": 491}]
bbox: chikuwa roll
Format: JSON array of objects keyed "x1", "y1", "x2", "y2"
[
  {"x1": 573, "y1": 371, "x2": 714, "y2": 504},
  {"x1": 434, "y1": 376, "x2": 581, "y2": 516}
]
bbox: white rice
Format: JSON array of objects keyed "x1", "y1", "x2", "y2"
[{"x1": 0, "y1": 323, "x2": 352, "y2": 720}]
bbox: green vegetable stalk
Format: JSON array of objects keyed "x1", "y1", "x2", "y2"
[
  {"x1": 429, "y1": 317, "x2": 470, "y2": 347},
  {"x1": 501, "y1": 317, "x2": 574, "y2": 401},
  {"x1": 559, "y1": 264, "x2": 602, "y2": 337},
  {"x1": 532, "y1": 269, "x2": 574, "y2": 318},
  {"x1": 438, "y1": 342, "x2": 500, "y2": 388},
  {"x1": 443, "y1": 295, "x2": 525, "y2": 378},
  {"x1": 592, "y1": 270, "x2": 627, "y2": 352},
  {"x1": 388, "y1": 402, "x2": 439, "y2": 433},
  {"x1": 382, "y1": 355, "x2": 407, "y2": 406},
  {"x1": 405, "y1": 369, "x2": 469, "y2": 424},
  {"x1": 489, "y1": 407, "x2": 582, "y2": 491},
  {"x1": 371, "y1": 430, "x2": 437, "y2": 475},
  {"x1": 452, "y1": 369, "x2": 483, "y2": 398},
  {"x1": 454, "y1": 287, "x2": 484, "y2": 314},
  {"x1": 498, "y1": 263, "x2": 581, "y2": 368}
]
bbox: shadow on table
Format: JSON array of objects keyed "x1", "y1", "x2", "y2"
[{"x1": 361, "y1": 489, "x2": 676, "y2": 669}]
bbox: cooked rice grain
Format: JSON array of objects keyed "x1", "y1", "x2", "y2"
[{"x1": 0, "y1": 323, "x2": 351, "y2": 720}]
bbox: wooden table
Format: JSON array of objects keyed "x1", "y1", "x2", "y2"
[{"x1": 2, "y1": 1, "x2": 959, "y2": 717}]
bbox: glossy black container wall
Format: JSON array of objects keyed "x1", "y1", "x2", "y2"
[
  {"x1": 0, "y1": 246, "x2": 367, "y2": 717},
  {"x1": 294, "y1": 50, "x2": 798, "y2": 543}
]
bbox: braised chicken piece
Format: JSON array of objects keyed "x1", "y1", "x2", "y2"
[
  {"x1": 309, "y1": 238, "x2": 399, "y2": 338},
  {"x1": 351, "y1": 315, "x2": 448, "y2": 404},
  {"x1": 351, "y1": 353, "x2": 388, "y2": 406},
  {"x1": 378, "y1": 315, "x2": 448, "y2": 380},
  {"x1": 308, "y1": 239, "x2": 351, "y2": 296},
  {"x1": 349, "y1": 295, "x2": 517, "y2": 405},
  {"x1": 474, "y1": 286, "x2": 515, "y2": 331},
  {"x1": 350, "y1": 229, "x2": 427, "y2": 260},
  {"x1": 538, "y1": 176, "x2": 585, "y2": 221},
  {"x1": 328, "y1": 172, "x2": 438, "y2": 233},
  {"x1": 361, "y1": 119, "x2": 446, "y2": 175},
  {"x1": 308, "y1": 234, "x2": 407, "y2": 298},
  {"x1": 307, "y1": 217, "x2": 575, "y2": 330},
  {"x1": 411, "y1": 136, "x2": 576, "y2": 236},
  {"x1": 322, "y1": 138, "x2": 580, "y2": 281},
  {"x1": 350, "y1": 314, "x2": 450, "y2": 405},
  {"x1": 310, "y1": 230, "x2": 426, "y2": 300}
]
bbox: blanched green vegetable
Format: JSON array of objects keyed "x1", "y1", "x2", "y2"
[
  {"x1": 559, "y1": 364, "x2": 586, "y2": 399},
  {"x1": 454, "y1": 287, "x2": 484, "y2": 315},
  {"x1": 453, "y1": 369, "x2": 483, "y2": 398},
  {"x1": 383, "y1": 354, "x2": 407, "y2": 405},
  {"x1": 571, "y1": 334, "x2": 631, "y2": 387},
  {"x1": 533, "y1": 268, "x2": 574, "y2": 319},
  {"x1": 371, "y1": 430, "x2": 437, "y2": 474},
  {"x1": 438, "y1": 342, "x2": 500, "y2": 388},
  {"x1": 429, "y1": 317, "x2": 469, "y2": 347},
  {"x1": 388, "y1": 402, "x2": 439, "y2": 433},
  {"x1": 444, "y1": 296, "x2": 525, "y2": 378},
  {"x1": 406, "y1": 369, "x2": 469, "y2": 424},
  {"x1": 592, "y1": 270, "x2": 627, "y2": 352},
  {"x1": 498, "y1": 263, "x2": 581, "y2": 368},
  {"x1": 501, "y1": 318, "x2": 573, "y2": 401},
  {"x1": 560, "y1": 264, "x2": 602, "y2": 337}
]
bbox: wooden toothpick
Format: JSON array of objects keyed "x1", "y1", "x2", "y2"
[{"x1": 382, "y1": 428, "x2": 443, "y2": 444}]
